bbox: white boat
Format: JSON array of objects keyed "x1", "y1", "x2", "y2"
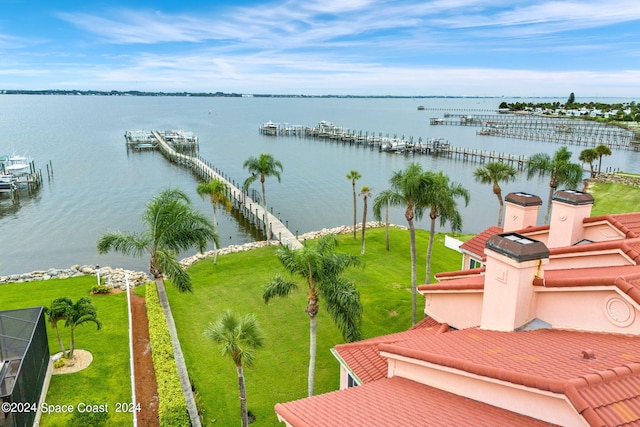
[
  {"x1": 260, "y1": 121, "x2": 279, "y2": 135},
  {"x1": 0, "y1": 174, "x2": 16, "y2": 192},
  {"x1": 5, "y1": 155, "x2": 30, "y2": 176}
]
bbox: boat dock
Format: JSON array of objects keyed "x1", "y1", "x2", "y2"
[
  {"x1": 431, "y1": 114, "x2": 639, "y2": 150},
  {"x1": 125, "y1": 129, "x2": 199, "y2": 154},
  {"x1": 0, "y1": 157, "x2": 44, "y2": 201},
  {"x1": 259, "y1": 120, "x2": 529, "y2": 170},
  {"x1": 138, "y1": 131, "x2": 302, "y2": 249}
]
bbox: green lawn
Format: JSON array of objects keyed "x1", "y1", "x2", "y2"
[
  {"x1": 588, "y1": 181, "x2": 640, "y2": 216},
  {"x1": 1, "y1": 276, "x2": 131, "y2": 426},
  {"x1": 168, "y1": 227, "x2": 464, "y2": 426}
]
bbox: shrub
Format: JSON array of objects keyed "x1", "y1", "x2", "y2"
[
  {"x1": 146, "y1": 282, "x2": 190, "y2": 426},
  {"x1": 90, "y1": 284, "x2": 112, "y2": 295},
  {"x1": 53, "y1": 358, "x2": 66, "y2": 369}
]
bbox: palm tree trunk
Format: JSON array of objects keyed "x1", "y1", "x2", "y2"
[
  {"x1": 598, "y1": 155, "x2": 603, "y2": 175},
  {"x1": 361, "y1": 196, "x2": 367, "y2": 255},
  {"x1": 497, "y1": 195, "x2": 504, "y2": 227},
  {"x1": 385, "y1": 202, "x2": 389, "y2": 251},
  {"x1": 212, "y1": 206, "x2": 218, "y2": 265},
  {"x1": 408, "y1": 220, "x2": 417, "y2": 325},
  {"x1": 493, "y1": 182, "x2": 504, "y2": 227},
  {"x1": 155, "y1": 278, "x2": 202, "y2": 427},
  {"x1": 544, "y1": 185, "x2": 555, "y2": 224},
  {"x1": 55, "y1": 326, "x2": 66, "y2": 354},
  {"x1": 352, "y1": 183, "x2": 357, "y2": 239},
  {"x1": 68, "y1": 326, "x2": 75, "y2": 359},
  {"x1": 261, "y1": 179, "x2": 267, "y2": 213},
  {"x1": 236, "y1": 363, "x2": 249, "y2": 427},
  {"x1": 426, "y1": 217, "x2": 436, "y2": 285},
  {"x1": 308, "y1": 314, "x2": 317, "y2": 397}
]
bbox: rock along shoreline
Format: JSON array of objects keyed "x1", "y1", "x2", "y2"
[{"x1": 1, "y1": 223, "x2": 405, "y2": 289}]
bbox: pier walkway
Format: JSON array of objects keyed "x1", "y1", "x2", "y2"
[
  {"x1": 151, "y1": 131, "x2": 302, "y2": 250},
  {"x1": 260, "y1": 120, "x2": 530, "y2": 170},
  {"x1": 431, "y1": 115, "x2": 639, "y2": 150}
]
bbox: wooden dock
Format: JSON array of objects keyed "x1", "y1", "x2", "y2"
[
  {"x1": 149, "y1": 131, "x2": 302, "y2": 250},
  {"x1": 431, "y1": 115, "x2": 639, "y2": 150},
  {"x1": 125, "y1": 130, "x2": 199, "y2": 154},
  {"x1": 0, "y1": 161, "x2": 44, "y2": 202},
  {"x1": 259, "y1": 120, "x2": 530, "y2": 170}
]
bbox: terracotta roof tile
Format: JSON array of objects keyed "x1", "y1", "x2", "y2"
[
  {"x1": 333, "y1": 317, "x2": 443, "y2": 384},
  {"x1": 435, "y1": 266, "x2": 485, "y2": 280},
  {"x1": 585, "y1": 213, "x2": 640, "y2": 238},
  {"x1": 565, "y1": 364, "x2": 640, "y2": 427},
  {"x1": 547, "y1": 237, "x2": 640, "y2": 264},
  {"x1": 534, "y1": 265, "x2": 640, "y2": 305},
  {"x1": 379, "y1": 328, "x2": 640, "y2": 395},
  {"x1": 419, "y1": 274, "x2": 484, "y2": 291},
  {"x1": 275, "y1": 376, "x2": 557, "y2": 427},
  {"x1": 459, "y1": 225, "x2": 503, "y2": 258}
]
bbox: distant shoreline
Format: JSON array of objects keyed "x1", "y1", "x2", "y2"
[{"x1": 0, "y1": 90, "x2": 587, "y2": 99}]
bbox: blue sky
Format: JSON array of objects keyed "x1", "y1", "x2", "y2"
[{"x1": 1, "y1": 0, "x2": 640, "y2": 96}]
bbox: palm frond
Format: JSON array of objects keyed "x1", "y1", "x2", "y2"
[
  {"x1": 319, "y1": 277, "x2": 363, "y2": 342},
  {"x1": 263, "y1": 274, "x2": 298, "y2": 303},
  {"x1": 96, "y1": 231, "x2": 149, "y2": 257},
  {"x1": 156, "y1": 250, "x2": 192, "y2": 292}
]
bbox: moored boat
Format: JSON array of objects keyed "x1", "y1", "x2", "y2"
[
  {"x1": 0, "y1": 174, "x2": 16, "y2": 192},
  {"x1": 5, "y1": 155, "x2": 31, "y2": 176},
  {"x1": 260, "y1": 121, "x2": 279, "y2": 135}
]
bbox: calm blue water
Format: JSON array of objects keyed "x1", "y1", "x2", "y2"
[{"x1": 0, "y1": 95, "x2": 637, "y2": 275}]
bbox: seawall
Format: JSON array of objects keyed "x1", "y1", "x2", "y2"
[{"x1": 1, "y1": 223, "x2": 406, "y2": 287}]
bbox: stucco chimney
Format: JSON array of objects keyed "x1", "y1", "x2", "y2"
[
  {"x1": 503, "y1": 192, "x2": 543, "y2": 232},
  {"x1": 547, "y1": 190, "x2": 594, "y2": 248},
  {"x1": 481, "y1": 233, "x2": 549, "y2": 331}
]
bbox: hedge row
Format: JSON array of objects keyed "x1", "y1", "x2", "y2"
[{"x1": 146, "y1": 282, "x2": 191, "y2": 426}]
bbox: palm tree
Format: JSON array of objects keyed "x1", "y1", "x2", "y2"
[
  {"x1": 44, "y1": 297, "x2": 73, "y2": 355},
  {"x1": 579, "y1": 148, "x2": 598, "y2": 178},
  {"x1": 594, "y1": 144, "x2": 612, "y2": 175},
  {"x1": 373, "y1": 190, "x2": 392, "y2": 251},
  {"x1": 97, "y1": 187, "x2": 217, "y2": 425},
  {"x1": 359, "y1": 186, "x2": 372, "y2": 255},
  {"x1": 424, "y1": 171, "x2": 470, "y2": 284},
  {"x1": 204, "y1": 310, "x2": 264, "y2": 427},
  {"x1": 376, "y1": 162, "x2": 430, "y2": 325},
  {"x1": 263, "y1": 234, "x2": 362, "y2": 397},
  {"x1": 64, "y1": 297, "x2": 102, "y2": 359},
  {"x1": 242, "y1": 153, "x2": 283, "y2": 212},
  {"x1": 526, "y1": 146, "x2": 584, "y2": 223},
  {"x1": 346, "y1": 170, "x2": 362, "y2": 239},
  {"x1": 473, "y1": 162, "x2": 517, "y2": 227},
  {"x1": 97, "y1": 188, "x2": 218, "y2": 292},
  {"x1": 197, "y1": 178, "x2": 232, "y2": 264}
]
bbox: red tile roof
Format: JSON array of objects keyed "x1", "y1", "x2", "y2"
[
  {"x1": 419, "y1": 274, "x2": 484, "y2": 291},
  {"x1": 533, "y1": 265, "x2": 640, "y2": 305},
  {"x1": 585, "y1": 213, "x2": 640, "y2": 238},
  {"x1": 458, "y1": 213, "x2": 640, "y2": 260},
  {"x1": 275, "y1": 211, "x2": 640, "y2": 427},
  {"x1": 548, "y1": 237, "x2": 640, "y2": 264},
  {"x1": 332, "y1": 317, "x2": 443, "y2": 384},
  {"x1": 459, "y1": 225, "x2": 503, "y2": 259},
  {"x1": 275, "y1": 376, "x2": 557, "y2": 427},
  {"x1": 379, "y1": 328, "x2": 640, "y2": 397}
]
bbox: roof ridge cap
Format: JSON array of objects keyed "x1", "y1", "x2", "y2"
[{"x1": 567, "y1": 362, "x2": 640, "y2": 389}]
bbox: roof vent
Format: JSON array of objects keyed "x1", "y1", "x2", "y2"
[{"x1": 581, "y1": 349, "x2": 596, "y2": 360}]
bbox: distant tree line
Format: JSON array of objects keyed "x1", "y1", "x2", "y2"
[
  {"x1": 0, "y1": 89, "x2": 244, "y2": 97},
  {"x1": 499, "y1": 99, "x2": 640, "y2": 122}
]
